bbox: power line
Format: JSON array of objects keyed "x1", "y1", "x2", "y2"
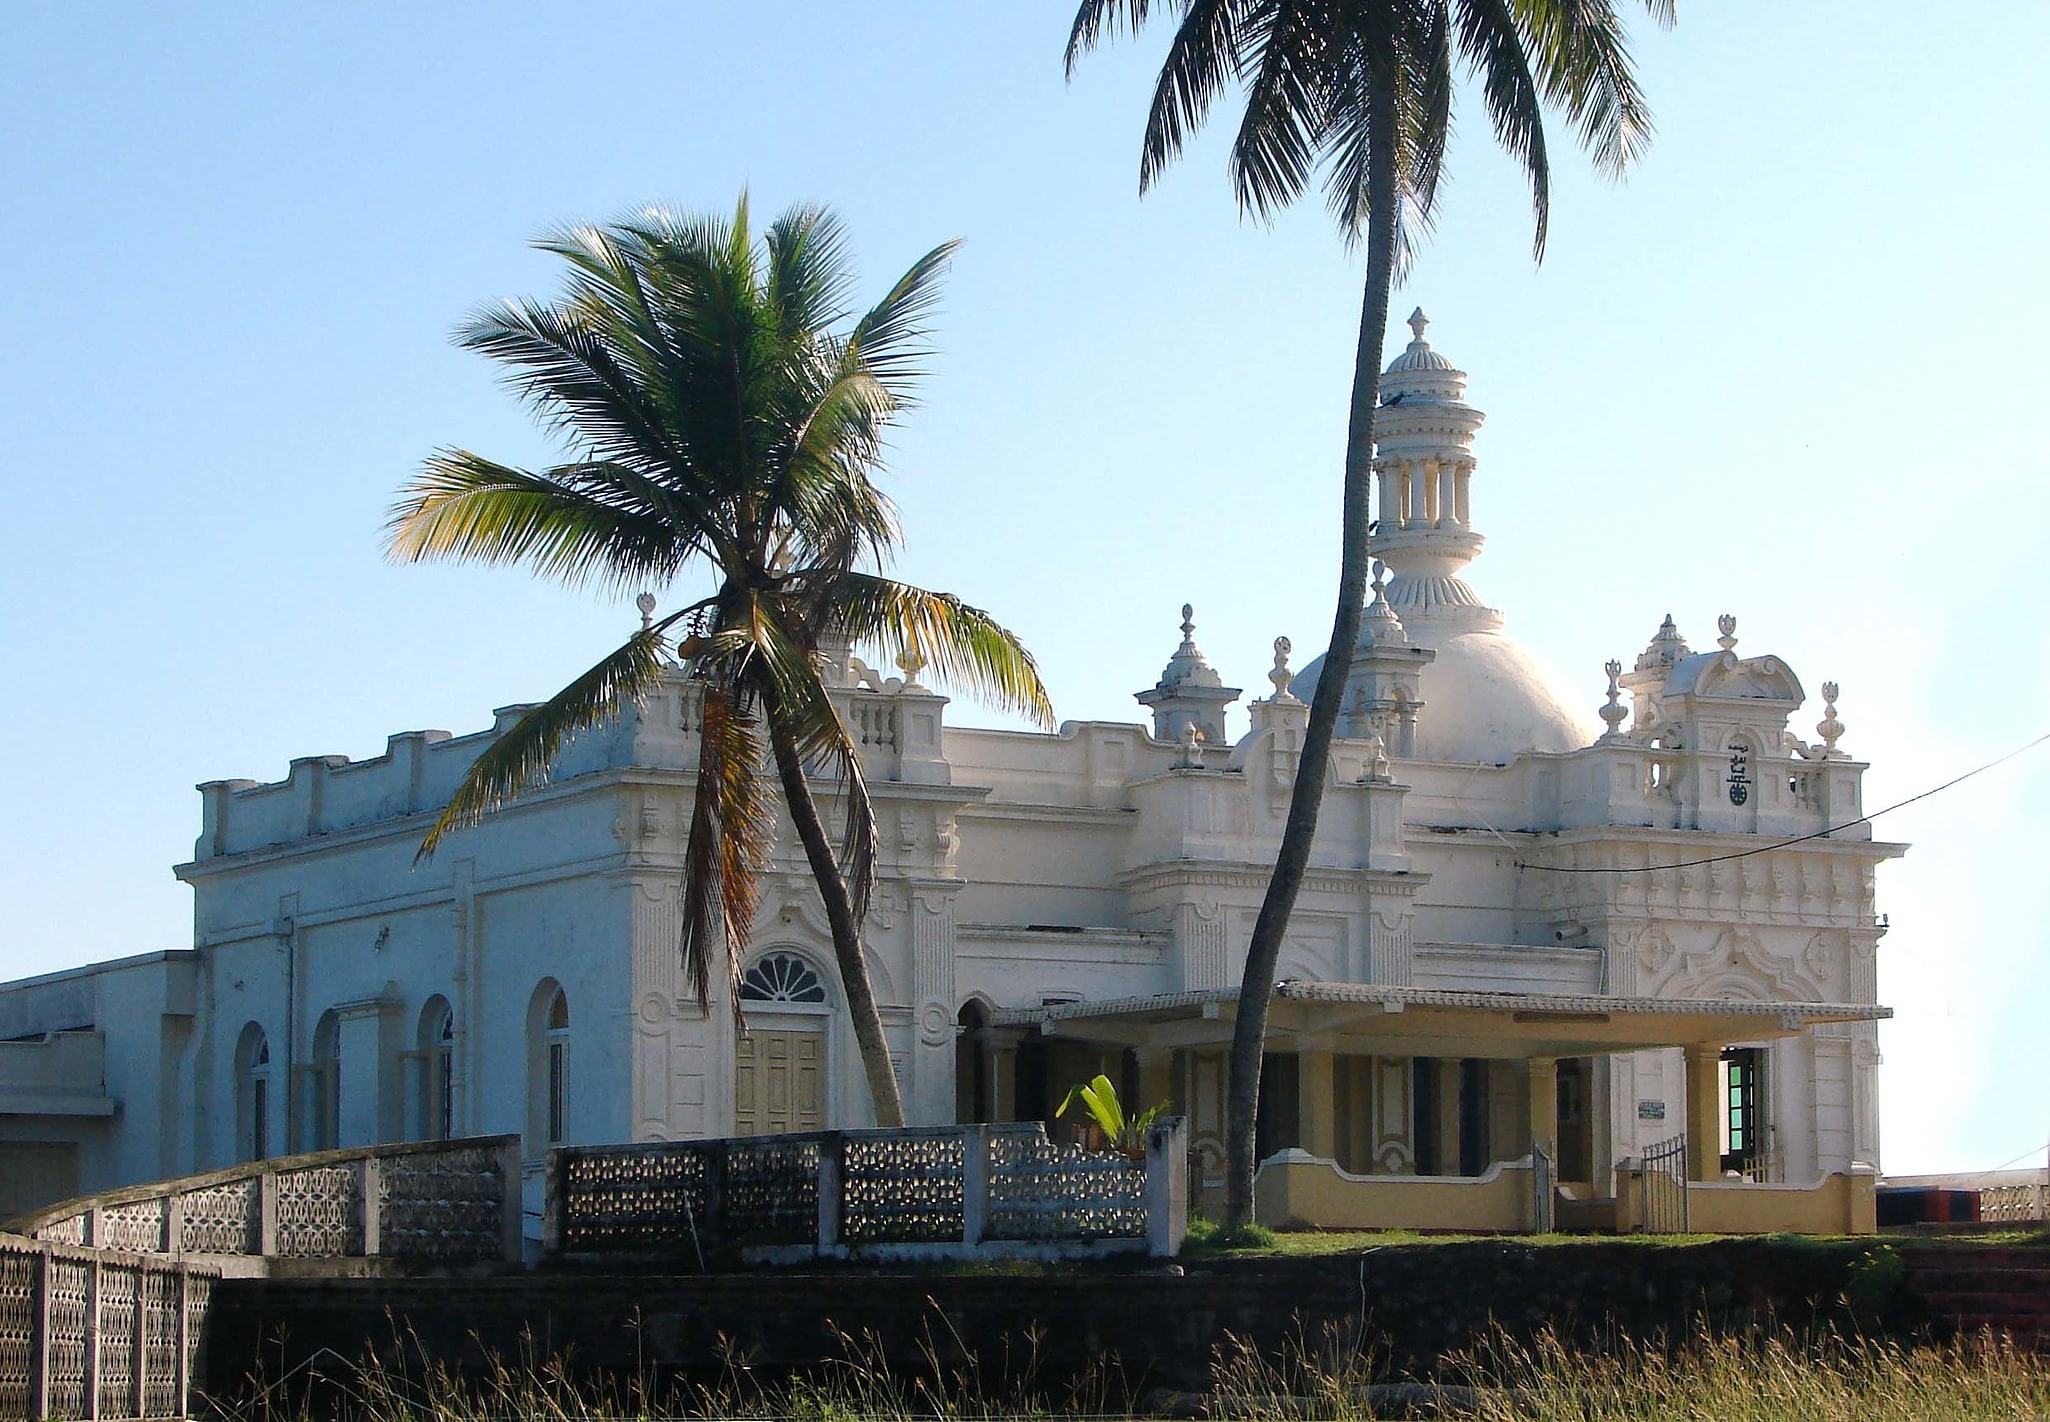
[{"x1": 1517, "y1": 729, "x2": 2050, "y2": 875}]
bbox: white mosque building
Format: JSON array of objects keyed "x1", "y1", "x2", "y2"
[{"x1": 0, "y1": 315, "x2": 1898, "y2": 1232}]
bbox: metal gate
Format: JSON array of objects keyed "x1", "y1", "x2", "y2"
[
  {"x1": 1640, "y1": 1133, "x2": 1689, "y2": 1233},
  {"x1": 1531, "y1": 1142, "x2": 1555, "y2": 1234}
]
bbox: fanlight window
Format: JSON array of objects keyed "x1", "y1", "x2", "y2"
[{"x1": 740, "y1": 953, "x2": 825, "y2": 1004}]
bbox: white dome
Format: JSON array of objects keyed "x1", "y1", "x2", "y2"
[
  {"x1": 1296, "y1": 625, "x2": 1599, "y2": 766},
  {"x1": 1404, "y1": 627, "x2": 1597, "y2": 763}
]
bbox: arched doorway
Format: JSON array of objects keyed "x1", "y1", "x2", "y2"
[{"x1": 735, "y1": 952, "x2": 828, "y2": 1135}]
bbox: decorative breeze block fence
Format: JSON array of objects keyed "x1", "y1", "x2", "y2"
[
  {"x1": 0, "y1": 1236, "x2": 212, "y2": 1422},
  {"x1": 547, "y1": 1118, "x2": 1189, "y2": 1262},
  {"x1": 7, "y1": 1136, "x2": 525, "y2": 1276}
]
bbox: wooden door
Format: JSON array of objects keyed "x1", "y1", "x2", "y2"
[{"x1": 734, "y1": 1026, "x2": 824, "y2": 1135}]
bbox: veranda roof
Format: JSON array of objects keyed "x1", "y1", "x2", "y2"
[{"x1": 989, "y1": 982, "x2": 1891, "y2": 1059}]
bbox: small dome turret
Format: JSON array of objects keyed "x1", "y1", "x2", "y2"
[{"x1": 1135, "y1": 605, "x2": 1240, "y2": 746}]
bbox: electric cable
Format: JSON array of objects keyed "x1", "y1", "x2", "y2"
[{"x1": 1516, "y1": 729, "x2": 2050, "y2": 874}]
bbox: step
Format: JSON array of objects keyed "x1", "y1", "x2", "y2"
[
  {"x1": 1922, "y1": 1291, "x2": 2050, "y2": 1317},
  {"x1": 1907, "y1": 1248, "x2": 2050, "y2": 1272}
]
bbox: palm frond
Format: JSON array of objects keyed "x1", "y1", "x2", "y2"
[
  {"x1": 1456, "y1": 0, "x2": 1555, "y2": 255},
  {"x1": 416, "y1": 621, "x2": 677, "y2": 860},
  {"x1": 385, "y1": 450, "x2": 700, "y2": 591},
  {"x1": 1140, "y1": 0, "x2": 1243, "y2": 192},
  {"x1": 1507, "y1": 0, "x2": 1654, "y2": 177},
  {"x1": 846, "y1": 239, "x2": 962, "y2": 397},
  {"x1": 1230, "y1": 0, "x2": 1329, "y2": 222},
  {"x1": 766, "y1": 203, "x2": 857, "y2": 345},
  {"x1": 1065, "y1": 0, "x2": 1166, "y2": 75},
  {"x1": 678, "y1": 674, "x2": 775, "y2": 1010},
  {"x1": 829, "y1": 573, "x2": 1056, "y2": 728}
]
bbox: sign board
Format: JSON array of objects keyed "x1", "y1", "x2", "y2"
[{"x1": 1637, "y1": 1100, "x2": 1667, "y2": 1122}]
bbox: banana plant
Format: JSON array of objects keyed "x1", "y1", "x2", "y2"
[{"x1": 1055, "y1": 1073, "x2": 1168, "y2": 1159}]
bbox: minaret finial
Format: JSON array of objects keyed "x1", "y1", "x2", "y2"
[
  {"x1": 1817, "y1": 681, "x2": 1845, "y2": 756},
  {"x1": 1408, "y1": 307, "x2": 1429, "y2": 342},
  {"x1": 1180, "y1": 603, "x2": 1196, "y2": 644},
  {"x1": 636, "y1": 591, "x2": 656, "y2": 632},
  {"x1": 1717, "y1": 613, "x2": 1738, "y2": 653},
  {"x1": 1268, "y1": 636, "x2": 1301, "y2": 704},
  {"x1": 1598, "y1": 658, "x2": 1629, "y2": 740}
]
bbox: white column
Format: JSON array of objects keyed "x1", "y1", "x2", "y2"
[
  {"x1": 1454, "y1": 461, "x2": 1472, "y2": 525},
  {"x1": 1437, "y1": 459, "x2": 1456, "y2": 528},
  {"x1": 1408, "y1": 459, "x2": 1430, "y2": 523},
  {"x1": 1377, "y1": 463, "x2": 1401, "y2": 530}
]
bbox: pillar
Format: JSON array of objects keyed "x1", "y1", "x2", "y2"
[
  {"x1": 1297, "y1": 1050, "x2": 1338, "y2": 1160},
  {"x1": 981, "y1": 1030, "x2": 1022, "y2": 1122},
  {"x1": 1525, "y1": 1056, "x2": 1559, "y2": 1159},
  {"x1": 1453, "y1": 461, "x2": 1472, "y2": 525},
  {"x1": 1433, "y1": 1058, "x2": 1462, "y2": 1176},
  {"x1": 1437, "y1": 460, "x2": 1456, "y2": 528},
  {"x1": 1685, "y1": 1044, "x2": 1722, "y2": 1181},
  {"x1": 1377, "y1": 464, "x2": 1401, "y2": 530},
  {"x1": 1408, "y1": 459, "x2": 1429, "y2": 523},
  {"x1": 1136, "y1": 1047, "x2": 1176, "y2": 1119}
]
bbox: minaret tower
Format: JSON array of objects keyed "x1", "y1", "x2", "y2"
[{"x1": 1365, "y1": 310, "x2": 1501, "y2": 635}]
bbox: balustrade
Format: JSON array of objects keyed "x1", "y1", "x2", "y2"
[{"x1": 547, "y1": 1119, "x2": 1187, "y2": 1263}]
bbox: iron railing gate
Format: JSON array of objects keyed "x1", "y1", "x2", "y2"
[
  {"x1": 1640, "y1": 1132, "x2": 1689, "y2": 1233},
  {"x1": 1531, "y1": 1143, "x2": 1555, "y2": 1234}
]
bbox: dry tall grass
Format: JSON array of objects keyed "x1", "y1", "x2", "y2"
[{"x1": 222, "y1": 1320, "x2": 2050, "y2": 1419}]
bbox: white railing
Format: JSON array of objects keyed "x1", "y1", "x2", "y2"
[
  {"x1": 1980, "y1": 1183, "x2": 2047, "y2": 1222},
  {"x1": 547, "y1": 1119, "x2": 1188, "y2": 1263}
]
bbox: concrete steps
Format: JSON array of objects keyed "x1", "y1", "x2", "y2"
[{"x1": 1906, "y1": 1246, "x2": 2050, "y2": 1348}]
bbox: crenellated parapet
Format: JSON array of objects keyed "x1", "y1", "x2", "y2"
[{"x1": 188, "y1": 652, "x2": 960, "y2": 861}]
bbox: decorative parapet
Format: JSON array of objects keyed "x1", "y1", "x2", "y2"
[
  {"x1": 183, "y1": 660, "x2": 959, "y2": 862},
  {"x1": 0, "y1": 1232, "x2": 216, "y2": 1421},
  {"x1": 4, "y1": 1136, "x2": 523, "y2": 1276},
  {"x1": 545, "y1": 1118, "x2": 1188, "y2": 1264}
]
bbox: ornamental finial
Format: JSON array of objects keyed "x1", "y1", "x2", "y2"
[
  {"x1": 1180, "y1": 603, "x2": 1196, "y2": 644},
  {"x1": 636, "y1": 591, "x2": 656, "y2": 631},
  {"x1": 1717, "y1": 613, "x2": 1738, "y2": 653},
  {"x1": 1817, "y1": 681, "x2": 1845, "y2": 755},
  {"x1": 1408, "y1": 307, "x2": 1429, "y2": 342},
  {"x1": 895, "y1": 643, "x2": 928, "y2": 690},
  {"x1": 1268, "y1": 636, "x2": 1301, "y2": 704},
  {"x1": 1599, "y1": 658, "x2": 1629, "y2": 740}
]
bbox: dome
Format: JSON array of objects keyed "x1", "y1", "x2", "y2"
[{"x1": 1296, "y1": 624, "x2": 1599, "y2": 766}]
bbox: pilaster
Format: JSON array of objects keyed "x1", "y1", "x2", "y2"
[{"x1": 910, "y1": 883, "x2": 960, "y2": 1125}]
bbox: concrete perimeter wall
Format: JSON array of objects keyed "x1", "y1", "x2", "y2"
[{"x1": 199, "y1": 1238, "x2": 1898, "y2": 1405}]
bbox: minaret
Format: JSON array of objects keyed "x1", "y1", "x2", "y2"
[
  {"x1": 1135, "y1": 604, "x2": 1241, "y2": 745},
  {"x1": 1366, "y1": 310, "x2": 1501, "y2": 635}
]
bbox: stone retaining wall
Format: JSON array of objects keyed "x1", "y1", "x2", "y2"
[{"x1": 197, "y1": 1238, "x2": 1900, "y2": 1407}]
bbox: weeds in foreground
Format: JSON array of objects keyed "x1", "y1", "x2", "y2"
[{"x1": 218, "y1": 1314, "x2": 2050, "y2": 1420}]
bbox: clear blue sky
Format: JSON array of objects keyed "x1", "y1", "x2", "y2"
[{"x1": 1, "y1": 3, "x2": 2044, "y2": 1175}]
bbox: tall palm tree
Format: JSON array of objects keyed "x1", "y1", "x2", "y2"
[
  {"x1": 386, "y1": 197, "x2": 1053, "y2": 1129},
  {"x1": 1069, "y1": 0, "x2": 1668, "y2": 1225}
]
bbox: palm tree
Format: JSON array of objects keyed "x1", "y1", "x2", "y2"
[
  {"x1": 386, "y1": 197, "x2": 1053, "y2": 1129},
  {"x1": 1069, "y1": 0, "x2": 1668, "y2": 1225}
]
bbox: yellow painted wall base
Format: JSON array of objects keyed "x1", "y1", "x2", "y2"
[
  {"x1": 1254, "y1": 1149, "x2": 1539, "y2": 1233},
  {"x1": 1258, "y1": 1151, "x2": 1878, "y2": 1237}
]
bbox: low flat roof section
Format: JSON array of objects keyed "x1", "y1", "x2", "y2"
[{"x1": 991, "y1": 982, "x2": 1890, "y2": 1059}]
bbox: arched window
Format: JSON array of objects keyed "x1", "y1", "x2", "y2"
[
  {"x1": 235, "y1": 1023, "x2": 273, "y2": 1163},
  {"x1": 740, "y1": 953, "x2": 826, "y2": 1004},
  {"x1": 527, "y1": 981, "x2": 571, "y2": 1152},
  {"x1": 417, "y1": 997, "x2": 456, "y2": 1141},
  {"x1": 310, "y1": 1009, "x2": 341, "y2": 1151}
]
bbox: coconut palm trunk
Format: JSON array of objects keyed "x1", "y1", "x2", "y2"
[
  {"x1": 761, "y1": 674, "x2": 906, "y2": 1127},
  {"x1": 1223, "y1": 84, "x2": 1399, "y2": 1228},
  {"x1": 1068, "y1": 0, "x2": 1665, "y2": 1231}
]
